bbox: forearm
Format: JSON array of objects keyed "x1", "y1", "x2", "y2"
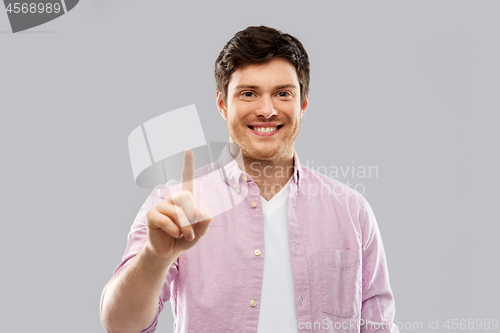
[{"x1": 101, "y1": 244, "x2": 181, "y2": 333}]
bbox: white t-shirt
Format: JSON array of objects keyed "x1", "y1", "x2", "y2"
[{"x1": 257, "y1": 178, "x2": 298, "y2": 332}]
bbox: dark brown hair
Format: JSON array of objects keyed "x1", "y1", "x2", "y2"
[{"x1": 215, "y1": 25, "x2": 310, "y2": 105}]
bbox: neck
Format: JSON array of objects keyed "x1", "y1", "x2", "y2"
[{"x1": 230, "y1": 144, "x2": 295, "y2": 201}]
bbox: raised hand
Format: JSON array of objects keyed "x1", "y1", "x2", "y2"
[{"x1": 145, "y1": 148, "x2": 213, "y2": 258}]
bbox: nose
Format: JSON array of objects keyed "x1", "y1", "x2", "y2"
[{"x1": 254, "y1": 95, "x2": 278, "y2": 118}]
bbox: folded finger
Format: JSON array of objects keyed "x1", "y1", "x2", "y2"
[{"x1": 147, "y1": 209, "x2": 183, "y2": 238}]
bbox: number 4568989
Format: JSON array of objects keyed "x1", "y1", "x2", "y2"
[
  {"x1": 5, "y1": 3, "x2": 61, "y2": 14},
  {"x1": 443, "y1": 319, "x2": 498, "y2": 330}
]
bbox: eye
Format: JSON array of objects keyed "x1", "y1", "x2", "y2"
[
  {"x1": 242, "y1": 91, "x2": 255, "y2": 97},
  {"x1": 277, "y1": 91, "x2": 291, "y2": 98}
]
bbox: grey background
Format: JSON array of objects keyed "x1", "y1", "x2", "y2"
[{"x1": 1, "y1": 1, "x2": 499, "y2": 332}]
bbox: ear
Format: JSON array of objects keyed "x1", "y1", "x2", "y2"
[
  {"x1": 300, "y1": 93, "x2": 309, "y2": 118},
  {"x1": 216, "y1": 91, "x2": 228, "y2": 121}
]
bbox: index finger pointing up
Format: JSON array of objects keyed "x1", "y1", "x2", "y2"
[{"x1": 181, "y1": 148, "x2": 195, "y2": 195}]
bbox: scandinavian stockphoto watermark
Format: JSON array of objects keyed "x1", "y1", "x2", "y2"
[
  {"x1": 128, "y1": 105, "x2": 381, "y2": 218},
  {"x1": 303, "y1": 160, "x2": 379, "y2": 195},
  {"x1": 3, "y1": 0, "x2": 79, "y2": 33},
  {"x1": 246, "y1": 160, "x2": 379, "y2": 198},
  {"x1": 127, "y1": 104, "x2": 379, "y2": 197}
]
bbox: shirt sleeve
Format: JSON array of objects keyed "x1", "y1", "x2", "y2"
[
  {"x1": 100, "y1": 184, "x2": 179, "y2": 333},
  {"x1": 359, "y1": 196, "x2": 399, "y2": 333}
]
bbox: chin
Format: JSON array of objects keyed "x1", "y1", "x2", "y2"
[{"x1": 248, "y1": 146, "x2": 282, "y2": 160}]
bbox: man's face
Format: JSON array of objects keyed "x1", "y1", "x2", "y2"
[{"x1": 217, "y1": 58, "x2": 309, "y2": 162}]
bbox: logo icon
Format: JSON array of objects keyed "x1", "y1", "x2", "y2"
[{"x1": 128, "y1": 105, "x2": 248, "y2": 219}]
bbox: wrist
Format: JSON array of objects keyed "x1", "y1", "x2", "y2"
[{"x1": 143, "y1": 241, "x2": 182, "y2": 262}]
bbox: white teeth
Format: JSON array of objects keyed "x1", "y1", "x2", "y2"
[{"x1": 252, "y1": 126, "x2": 278, "y2": 133}]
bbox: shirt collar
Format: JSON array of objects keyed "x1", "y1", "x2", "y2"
[{"x1": 216, "y1": 143, "x2": 303, "y2": 193}]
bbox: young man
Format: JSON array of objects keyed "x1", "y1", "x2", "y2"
[{"x1": 101, "y1": 26, "x2": 398, "y2": 333}]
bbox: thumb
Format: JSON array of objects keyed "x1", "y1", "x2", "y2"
[{"x1": 193, "y1": 208, "x2": 213, "y2": 236}]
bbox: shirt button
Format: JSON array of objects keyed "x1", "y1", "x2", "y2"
[
  {"x1": 298, "y1": 181, "x2": 301, "y2": 187},
  {"x1": 251, "y1": 201, "x2": 257, "y2": 208},
  {"x1": 254, "y1": 249, "x2": 261, "y2": 256},
  {"x1": 243, "y1": 175, "x2": 248, "y2": 181},
  {"x1": 233, "y1": 183, "x2": 238, "y2": 189},
  {"x1": 250, "y1": 300, "x2": 257, "y2": 307}
]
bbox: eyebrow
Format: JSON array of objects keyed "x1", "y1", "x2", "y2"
[{"x1": 233, "y1": 84, "x2": 298, "y2": 90}]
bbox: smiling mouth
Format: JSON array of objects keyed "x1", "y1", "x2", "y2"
[{"x1": 248, "y1": 125, "x2": 283, "y2": 133}]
